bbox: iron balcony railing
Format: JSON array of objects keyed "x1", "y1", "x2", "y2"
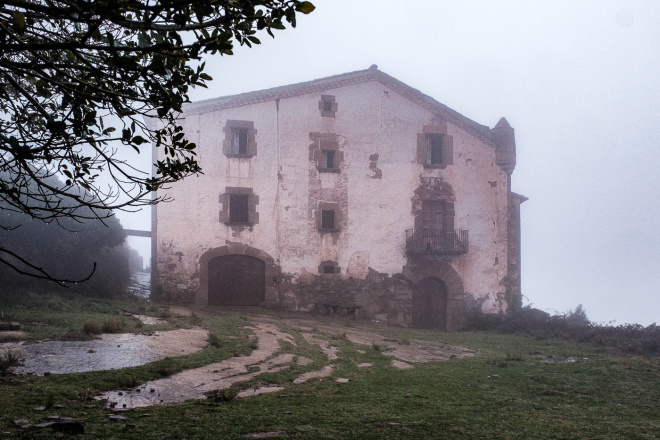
[{"x1": 405, "y1": 229, "x2": 469, "y2": 255}]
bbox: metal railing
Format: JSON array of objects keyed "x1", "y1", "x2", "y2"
[{"x1": 405, "y1": 229, "x2": 469, "y2": 255}]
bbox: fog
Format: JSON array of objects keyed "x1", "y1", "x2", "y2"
[{"x1": 117, "y1": 0, "x2": 659, "y2": 325}]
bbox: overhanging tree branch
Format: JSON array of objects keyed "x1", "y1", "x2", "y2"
[{"x1": 0, "y1": 0, "x2": 315, "y2": 284}]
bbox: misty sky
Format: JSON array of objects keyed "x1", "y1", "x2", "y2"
[{"x1": 118, "y1": 0, "x2": 660, "y2": 325}]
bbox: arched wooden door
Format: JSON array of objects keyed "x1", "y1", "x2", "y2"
[
  {"x1": 208, "y1": 255, "x2": 265, "y2": 306},
  {"x1": 412, "y1": 277, "x2": 447, "y2": 330}
]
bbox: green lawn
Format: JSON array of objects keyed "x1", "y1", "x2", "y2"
[{"x1": 1, "y1": 293, "x2": 658, "y2": 439}]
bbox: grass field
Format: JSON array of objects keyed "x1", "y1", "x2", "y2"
[{"x1": 1, "y1": 293, "x2": 659, "y2": 439}]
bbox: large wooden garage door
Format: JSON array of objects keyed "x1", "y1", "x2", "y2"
[
  {"x1": 412, "y1": 277, "x2": 447, "y2": 330},
  {"x1": 208, "y1": 255, "x2": 265, "y2": 306}
]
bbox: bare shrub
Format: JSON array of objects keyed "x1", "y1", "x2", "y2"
[
  {"x1": 208, "y1": 332, "x2": 223, "y2": 348},
  {"x1": 0, "y1": 348, "x2": 23, "y2": 372}
]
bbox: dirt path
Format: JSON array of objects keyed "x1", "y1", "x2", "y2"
[{"x1": 97, "y1": 309, "x2": 475, "y2": 408}]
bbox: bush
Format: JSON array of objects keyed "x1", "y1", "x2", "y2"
[
  {"x1": 82, "y1": 320, "x2": 103, "y2": 335},
  {"x1": 0, "y1": 348, "x2": 23, "y2": 372},
  {"x1": 207, "y1": 388, "x2": 239, "y2": 402},
  {"x1": 464, "y1": 305, "x2": 660, "y2": 357},
  {"x1": 208, "y1": 332, "x2": 223, "y2": 348},
  {"x1": 102, "y1": 317, "x2": 126, "y2": 333}
]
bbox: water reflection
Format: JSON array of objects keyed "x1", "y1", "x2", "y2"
[{"x1": 3, "y1": 328, "x2": 207, "y2": 376}]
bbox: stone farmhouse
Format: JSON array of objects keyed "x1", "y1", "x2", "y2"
[{"x1": 152, "y1": 65, "x2": 526, "y2": 330}]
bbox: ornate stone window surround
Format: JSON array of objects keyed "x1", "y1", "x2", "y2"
[
  {"x1": 222, "y1": 120, "x2": 257, "y2": 158},
  {"x1": 219, "y1": 187, "x2": 259, "y2": 225},
  {"x1": 416, "y1": 121, "x2": 454, "y2": 169},
  {"x1": 318, "y1": 95, "x2": 338, "y2": 118}
]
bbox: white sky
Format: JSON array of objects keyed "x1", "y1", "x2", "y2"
[{"x1": 117, "y1": 0, "x2": 660, "y2": 325}]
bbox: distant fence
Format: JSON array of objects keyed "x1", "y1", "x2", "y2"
[{"x1": 124, "y1": 229, "x2": 152, "y2": 238}]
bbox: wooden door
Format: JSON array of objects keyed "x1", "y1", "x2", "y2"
[
  {"x1": 416, "y1": 201, "x2": 445, "y2": 251},
  {"x1": 416, "y1": 200, "x2": 445, "y2": 231},
  {"x1": 208, "y1": 255, "x2": 265, "y2": 306},
  {"x1": 412, "y1": 277, "x2": 447, "y2": 330}
]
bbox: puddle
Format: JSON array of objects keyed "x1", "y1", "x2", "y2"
[
  {"x1": 237, "y1": 386, "x2": 286, "y2": 399},
  {"x1": 97, "y1": 323, "x2": 309, "y2": 407},
  {"x1": 3, "y1": 308, "x2": 475, "y2": 408},
  {"x1": 292, "y1": 365, "x2": 334, "y2": 384},
  {"x1": 2, "y1": 328, "x2": 208, "y2": 376}
]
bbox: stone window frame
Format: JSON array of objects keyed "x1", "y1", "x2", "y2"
[
  {"x1": 316, "y1": 201, "x2": 341, "y2": 233},
  {"x1": 219, "y1": 187, "x2": 259, "y2": 225},
  {"x1": 312, "y1": 139, "x2": 344, "y2": 173},
  {"x1": 416, "y1": 122, "x2": 454, "y2": 169},
  {"x1": 222, "y1": 120, "x2": 257, "y2": 158},
  {"x1": 318, "y1": 260, "x2": 341, "y2": 274},
  {"x1": 318, "y1": 95, "x2": 338, "y2": 118}
]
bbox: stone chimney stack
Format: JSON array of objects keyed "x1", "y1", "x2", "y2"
[{"x1": 491, "y1": 117, "x2": 516, "y2": 173}]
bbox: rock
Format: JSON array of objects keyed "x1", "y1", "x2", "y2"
[
  {"x1": 33, "y1": 407, "x2": 46, "y2": 411},
  {"x1": 0, "y1": 322, "x2": 21, "y2": 331},
  {"x1": 108, "y1": 415, "x2": 127, "y2": 421},
  {"x1": 13, "y1": 418, "x2": 31, "y2": 429}
]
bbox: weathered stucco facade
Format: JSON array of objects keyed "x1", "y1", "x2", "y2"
[{"x1": 153, "y1": 66, "x2": 525, "y2": 330}]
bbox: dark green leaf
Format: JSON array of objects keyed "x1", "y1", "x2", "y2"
[{"x1": 297, "y1": 2, "x2": 316, "y2": 14}]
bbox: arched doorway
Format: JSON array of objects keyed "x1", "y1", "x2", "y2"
[
  {"x1": 208, "y1": 255, "x2": 265, "y2": 306},
  {"x1": 412, "y1": 277, "x2": 447, "y2": 330}
]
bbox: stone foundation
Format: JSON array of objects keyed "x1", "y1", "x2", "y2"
[{"x1": 274, "y1": 268, "x2": 415, "y2": 327}]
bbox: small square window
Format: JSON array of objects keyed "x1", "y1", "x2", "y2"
[
  {"x1": 231, "y1": 127, "x2": 248, "y2": 155},
  {"x1": 319, "y1": 95, "x2": 337, "y2": 118},
  {"x1": 318, "y1": 260, "x2": 341, "y2": 274},
  {"x1": 223, "y1": 120, "x2": 257, "y2": 158},
  {"x1": 321, "y1": 210, "x2": 335, "y2": 230},
  {"x1": 427, "y1": 133, "x2": 443, "y2": 165},
  {"x1": 229, "y1": 194, "x2": 249, "y2": 223},
  {"x1": 417, "y1": 125, "x2": 453, "y2": 168},
  {"x1": 321, "y1": 150, "x2": 335, "y2": 169}
]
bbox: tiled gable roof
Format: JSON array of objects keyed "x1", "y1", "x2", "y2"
[{"x1": 184, "y1": 65, "x2": 496, "y2": 147}]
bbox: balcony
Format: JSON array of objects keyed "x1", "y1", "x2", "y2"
[{"x1": 405, "y1": 229, "x2": 469, "y2": 255}]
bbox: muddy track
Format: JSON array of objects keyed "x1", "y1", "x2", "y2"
[{"x1": 98, "y1": 308, "x2": 475, "y2": 408}]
